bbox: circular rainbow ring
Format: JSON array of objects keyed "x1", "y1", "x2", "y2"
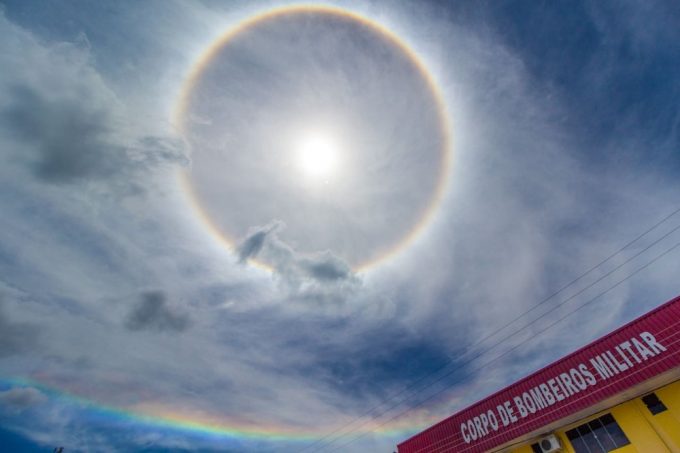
[
  {"x1": 1, "y1": 5, "x2": 454, "y2": 448},
  {"x1": 174, "y1": 4, "x2": 453, "y2": 273},
  {"x1": 4, "y1": 376, "x2": 444, "y2": 444},
  {"x1": 0, "y1": 5, "x2": 456, "y2": 448}
]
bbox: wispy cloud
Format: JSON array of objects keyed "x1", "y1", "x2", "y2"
[
  {"x1": 125, "y1": 291, "x2": 191, "y2": 333},
  {"x1": 0, "y1": 387, "x2": 47, "y2": 412},
  {"x1": 237, "y1": 222, "x2": 360, "y2": 302},
  {"x1": 0, "y1": 2, "x2": 679, "y2": 452},
  {"x1": 0, "y1": 298, "x2": 39, "y2": 358}
]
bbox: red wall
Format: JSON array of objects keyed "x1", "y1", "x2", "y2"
[{"x1": 398, "y1": 295, "x2": 680, "y2": 453}]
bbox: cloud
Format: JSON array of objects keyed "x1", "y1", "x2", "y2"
[
  {"x1": 181, "y1": 8, "x2": 446, "y2": 269},
  {"x1": 0, "y1": 387, "x2": 47, "y2": 412},
  {"x1": 236, "y1": 222, "x2": 360, "y2": 301},
  {"x1": 0, "y1": 12, "x2": 188, "y2": 187},
  {"x1": 0, "y1": 299, "x2": 38, "y2": 357},
  {"x1": 0, "y1": 3, "x2": 679, "y2": 453},
  {"x1": 236, "y1": 222, "x2": 280, "y2": 263},
  {"x1": 2, "y1": 84, "x2": 126, "y2": 183},
  {"x1": 299, "y1": 253, "x2": 352, "y2": 282},
  {"x1": 1, "y1": 85, "x2": 188, "y2": 183},
  {"x1": 125, "y1": 291, "x2": 190, "y2": 333}
]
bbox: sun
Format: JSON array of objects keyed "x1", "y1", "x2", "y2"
[
  {"x1": 180, "y1": 7, "x2": 450, "y2": 269},
  {"x1": 295, "y1": 131, "x2": 339, "y2": 182}
]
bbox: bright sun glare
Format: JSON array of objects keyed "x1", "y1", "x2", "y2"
[{"x1": 296, "y1": 132, "x2": 338, "y2": 181}]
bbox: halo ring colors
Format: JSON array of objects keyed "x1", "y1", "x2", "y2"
[
  {"x1": 175, "y1": 5, "x2": 452, "y2": 272},
  {"x1": 17, "y1": 6, "x2": 456, "y2": 443}
]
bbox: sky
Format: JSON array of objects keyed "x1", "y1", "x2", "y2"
[{"x1": 0, "y1": 0, "x2": 679, "y2": 452}]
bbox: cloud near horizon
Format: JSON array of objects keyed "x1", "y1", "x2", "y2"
[{"x1": 0, "y1": 387, "x2": 47, "y2": 413}]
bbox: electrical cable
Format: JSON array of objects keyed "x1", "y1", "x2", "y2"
[
  {"x1": 423, "y1": 324, "x2": 680, "y2": 453},
  {"x1": 319, "y1": 239, "x2": 680, "y2": 452},
  {"x1": 297, "y1": 207, "x2": 680, "y2": 453}
]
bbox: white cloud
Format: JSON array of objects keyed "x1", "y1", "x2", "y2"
[
  {"x1": 0, "y1": 387, "x2": 47, "y2": 412},
  {"x1": 0, "y1": 2, "x2": 679, "y2": 452}
]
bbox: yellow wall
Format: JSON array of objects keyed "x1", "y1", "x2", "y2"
[
  {"x1": 647, "y1": 380, "x2": 680, "y2": 453},
  {"x1": 509, "y1": 380, "x2": 680, "y2": 453},
  {"x1": 611, "y1": 402, "x2": 667, "y2": 452}
]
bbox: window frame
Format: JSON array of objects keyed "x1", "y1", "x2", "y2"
[
  {"x1": 641, "y1": 393, "x2": 668, "y2": 415},
  {"x1": 564, "y1": 413, "x2": 630, "y2": 453}
]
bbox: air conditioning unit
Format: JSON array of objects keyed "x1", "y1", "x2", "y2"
[{"x1": 539, "y1": 434, "x2": 563, "y2": 453}]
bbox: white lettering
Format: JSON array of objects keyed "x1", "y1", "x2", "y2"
[
  {"x1": 467, "y1": 419, "x2": 477, "y2": 440},
  {"x1": 620, "y1": 340, "x2": 641, "y2": 363},
  {"x1": 497, "y1": 404, "x2": 510, "y2": 426},
  {"x1": 473, "y1": 417, "x2": 484, "y2": 437},
  {"x1": 559, "y1": 372, "x2": 579, "y2": 396},
  {"x1": 514, "y1": 396, "x2": 528, "y2": 418},
  {"x1": 548, "y1": 378, "x2": 565, "y2": 401},
  {"x1": 487, "y1": 410, "x2": 499, "y2": 431},
  {"x1": 579, "y1": 363, "x2": 597, "y2": 386},
  {"x1": 539, "y1": 383, "x2": 556, "y2": 405},
  {"x1": 479, "y1": 413, "x2": 489, "y2": 435},
  {"x1": 590, "y1": 355, "x2": 613, "y2": 380},
  {"x1": 607, "y1": 350, "x2": 628, "y2": 372},
  {"x1": 570, "y1": 367, "x2": 587, "y2": 390},
  {"x1": 602, "y1": 352, "x2": 621, "y2": 375},
  {"x1": 616, "y1": 345, "x2": 633, "y2": 368},
  {"x1": 454, "y1": 331, "x2": 669, "y2": 446},
  {"x1": 522, "y1": 391, "x2": 537, "y2": 414},
  {"x1": 632, "y1": 338, "x2": 655, "y2": 360},
  {"x1": 461, "y1": 423, "x2": 471, "y2": 444},
  {"x1": 530, "y1": 386, "x2": 547, "y2": 409},
  {"x1": 504, "y1": 401, "x2": 518, "y2": 423},
  {"x1": 640, "y1": 332, "x2": 666, "y2": 354}
]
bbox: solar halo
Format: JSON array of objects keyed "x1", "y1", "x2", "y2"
[{"x1": 175, "y1": 5, "x2": 452, "y2": 272}]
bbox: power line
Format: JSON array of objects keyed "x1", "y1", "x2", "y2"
[
  {"x1": 299, "y1": 207, "x2": 680, "y2": 452},
  {"x1": 421, "y1": 324, "x2": 680, "y2": 453},
  {"x1": 317, "y1": 234, "x2": 680, "y2": 452},
  {"x1": 298, "y1": 206, "x2": 680, "y2": 452},
  {"x1": 322, "y1": 239, "x2": 680, "y2": 453}
]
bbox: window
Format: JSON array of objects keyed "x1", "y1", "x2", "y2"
[
  {"x1": 642, "y1": 393, "x2": 668, "y2": 415},
  {"x1": 565, "y1": 414, "x2": 630, "y2": 453},
  {"x1": 530, "y1": 443, "x2": 542, "y2": 453}
]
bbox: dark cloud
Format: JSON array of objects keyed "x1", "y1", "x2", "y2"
[
  {"x1": 0, "y1": 300, "x2": 38, "y2": 357},
  {"x1": 237, "y1": 230, "x2": 267, "y2": 262},
  {"x1": 134, "y1": 136, "x2": 188, "y2": 168},
  {"x1": 236, "y1": 222, "x2": 280, "y2": 263},
  {"x1": 0, "y1": 387, "x2": 47, "y2": 412},
  {"x1": 2, "y1": 85, "x2": 125, "y2": 183},
  {"x1": 1, "y1": 85, "x2": 187, "y2": 184},
  {"x1": 125, "y1": 291, "x2": 190, "y2": 333},
  {"x1": 0, "y1": 12, "x2": 188, "y2": 186},
  {"x1": 0, "y1": 3, "x2": 678, "y2": 453},
  {"x1": 237, "y1": 223, "x2": 360, "y2": 299},
  {"x1": 299, "y1": 253, "x2": 352, "y2": 282},
  {"x1": 238, "y1": 311, "x2": 461, "y2": 405},
  {"x1": 314, "y1": 336, "x2": 459, "y2": 401}
]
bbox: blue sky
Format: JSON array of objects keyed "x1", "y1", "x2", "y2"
[{"x1": 1, "y1": 1, "x2": 679, "y2": 452}]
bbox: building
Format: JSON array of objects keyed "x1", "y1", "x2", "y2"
[{"x1": 397, "y1": 294, "x2": 680, "y2": 452}]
